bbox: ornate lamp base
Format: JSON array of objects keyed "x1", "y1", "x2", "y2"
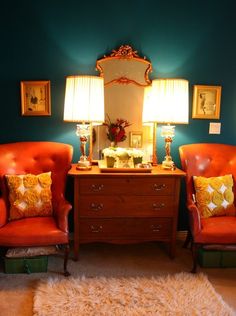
[
  {"x1": 161, "y1": 125, "x2": 175, "y2": 170},
  {"x1": 162, "y1": 155, "x2": 175, "y2": 170},
  {"x1": 76, "y1": 123, "x2": 92, "y2": 171},
  {"x1": 76, "y1": 160, "x2": 92, "y2": 170}
]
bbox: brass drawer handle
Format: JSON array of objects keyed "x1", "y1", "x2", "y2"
[
  {"x1": 89, "y1": 203, "x2": 104, "y2": 211},
  {"x1": 150, "y1": 224, "x2": 162, "y2": 232},
  {"x1": 152, "y1": 203, "x2": 165, "y2": 210},
  {"x1": 153, "y1": 183, "x2": 166, "y2": 191},
  {"x1": 90, "y1": 225, "x2": 103, "y2": 233},
  {"x1": 91, "y1": 184, "x2": 104, "y2": 192}
]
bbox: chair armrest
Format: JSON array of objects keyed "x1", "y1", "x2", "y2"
[
  {"x1": 0, "y1": 197, "x2": 8, "y2": 227},
  {"x1": 187, "y1": 202, "x2": 202, "y2": 238},
  {"x1": 53, "y1": 198, "x2": 72, "y2": 233}
]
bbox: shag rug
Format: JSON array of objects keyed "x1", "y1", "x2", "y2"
[{"x1": 33, "y1": 272, "x2": 235, "y2": 316}]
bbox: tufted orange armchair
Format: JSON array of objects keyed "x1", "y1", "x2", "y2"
[
  {"x1": 179, "y1": 143, "x2": 236, "y2": 273},
  {"x1": 0, "y1": 141, "x2": 73, "y2": 276}
]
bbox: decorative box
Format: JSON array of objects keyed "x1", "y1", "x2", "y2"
[
  {"x1": 198, "y1": 248, "x2": 236, "y2": 268},
  {"x1": 3, "y1": 246, "x2": 55, "y2": 274},
  {"x1": 4, "y1": 256, "x2": 48, "y2": 274}
]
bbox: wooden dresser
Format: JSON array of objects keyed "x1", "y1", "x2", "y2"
[{"x1": 68, "y1": 165, "x2": 185, "y2": 261}]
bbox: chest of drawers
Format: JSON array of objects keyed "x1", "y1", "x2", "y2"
[{"x1": 68, "y1": 165, "x2": 185, "y2": 260}]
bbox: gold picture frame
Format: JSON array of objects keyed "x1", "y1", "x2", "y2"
[
  {"x1": 21, "y1": 80, "x2": 51, "y2": 116},
  {"x1": 129, "y1": 131, "x2": 143, "y2": 148},
  {"x1": 192, "y1": 85, "x2": 222, "y2": 119}
]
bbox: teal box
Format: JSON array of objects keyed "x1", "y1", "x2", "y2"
[
  {"x1": 198, "y1": 248, "x2": 236, "y2": 268},
  {"x1": 221, "y1": 251, "x2": 236, "y2": 267},
  {"x1": 4, "y1": 256, "x2": 48, "y2": 274}
]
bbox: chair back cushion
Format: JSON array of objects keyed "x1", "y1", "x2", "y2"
[
  {"x1": 6, "y1": 172, "x2": 53, "y2": 220},
  {"x1": 179, "y1": 143, "x2": 236, "y2": 209},
  {"x1": 0, "y1": 142, "x2": 73, "y2": 226}
]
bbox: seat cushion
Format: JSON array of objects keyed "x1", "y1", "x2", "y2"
[
  {"x1": 6, "y1": 172, "x2": 53, "y2": 220},
  {"x1": 195, "y1": 216, "x2": 236, "y2": 244},
  {"x1": 0, "y1": 217, "x2": 68, "y2": 247}
]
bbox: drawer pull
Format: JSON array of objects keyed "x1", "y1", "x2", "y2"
[
  {"x1": 152, "y1": 203, "x2": 165, "y2": 210},
  {"x1": 91, "y1": 184, "x2": 104, "y2": 192},
  {"x1": 90, "y1": 225, "x2": 103, "y2": 233},
  {"x1": 150, "y1": 224, "x2": 162, "y2": 232},
  {"x1": 89, "y1": 203, "x2": 104, "y2": 211},
  {"x1": 153, "y1": 183, "x2": 166, "y2": 191}
]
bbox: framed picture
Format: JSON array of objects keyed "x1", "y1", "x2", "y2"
[
  {"x1": 192, "y1": 85, "x2": 222, "y2": 119},
  {"x1": 21, "y1": 80, "x2": 51, "y2": 116},
  {"x1": 129, "y1": 131, "x2": 143, "y2": 148}
]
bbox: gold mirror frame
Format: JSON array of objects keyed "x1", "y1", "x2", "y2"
[{"x1": 91, "y1": 45, "x2": 155, "y2": 163}]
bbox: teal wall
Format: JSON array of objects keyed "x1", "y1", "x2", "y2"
[{"x1": 1, "y1": 0, "x2": 236, "y2": 229}]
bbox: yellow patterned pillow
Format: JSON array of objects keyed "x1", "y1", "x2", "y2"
[
  {"x1": 6, "y1": 172, "x2": 52, "y2": 220},
  {"x1": 193, "y1": 174, "x2": 235, "y2": 218}
]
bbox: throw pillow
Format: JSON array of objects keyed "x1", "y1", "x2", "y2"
[
  {"x1": 6, "y1": 172, "x2": 52, "y2": 220},
  {"x1": 193, "y1": 174, "x2": 235, "y2": 218}
]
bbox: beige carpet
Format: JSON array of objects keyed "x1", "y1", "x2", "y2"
[{"x1": 33, "y1": 272, "x2": 235, "y2": 316}]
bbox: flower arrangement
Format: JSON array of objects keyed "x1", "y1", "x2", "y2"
[
  {"x1": 127, "y1": 148, "x2": 144, "y2": 158},
  {"x1": 103, "y1": 115, "x2": 132, "y2": 145},
  {"x1": 102, "y1": 147, "x2": 129, "y2": 158},
  {"x1": 102, "y1": 147, "x2": 118, "y2": 158},
  {"x1": 102, "y1": 147, "x2": 144, "y2": 168}
]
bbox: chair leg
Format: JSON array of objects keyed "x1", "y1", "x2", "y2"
[
  {"x1": 191, "y1": 243, "x2": 200, "y2": 273},
  {"x1": 63, "y1": 244, "x2": 70, "y2": 277},
  {"x1": 183, "y1": 230, "x2": 192, "y2": 249}
]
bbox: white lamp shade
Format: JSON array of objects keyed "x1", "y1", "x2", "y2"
[
  {"x1": 142, "y1": 78, "x2": 189, "y2": 124},
  {"x1": 142, "y1": 85, "x2": 153, "y2": 125},
  {"x1": 63, "y1": 75, "x2": 104, "y2": 125}
]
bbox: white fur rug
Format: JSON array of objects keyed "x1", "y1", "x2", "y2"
[{"x1": 33, "y1": 272, "x2": 235, "y2": 316}]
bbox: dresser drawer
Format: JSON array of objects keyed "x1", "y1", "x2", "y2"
[
  {"x1": 79, "y1": 178, "x2": 175, "y2": 196},
  {"x1": 79, "y1": 218, "x2": 172, "y2": 241},
  {"x1": 79, "y1": 196, "x2": 174, "y2": 217}
]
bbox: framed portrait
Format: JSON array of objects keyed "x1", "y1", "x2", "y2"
[
  {"x1": 21, "y1": 80, "x2": 51, "y2": 116},
  {"x1": 192, "y1": 85, "x2": 222, "y2": 119},
  {"x1": 129, "y1": 131, "x2": 143, "y2": 148}
]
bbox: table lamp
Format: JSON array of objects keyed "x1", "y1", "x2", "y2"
[
  {"x1": 143, "y1": 78, "x2": 189, "y2": 169},
  {"x1": 63, "y1": 75, "x2": 104, "y2": 170},
  {"x1": 142, "y1": 85, "x2": 158, "y2": 165}
]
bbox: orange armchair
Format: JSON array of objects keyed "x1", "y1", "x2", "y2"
[
  {"x1": 0, "y1": 141, "x2": 73, "y2": 276},
  {"x1": 179, "y1": 143, "x2": 236, "y2": 272}
]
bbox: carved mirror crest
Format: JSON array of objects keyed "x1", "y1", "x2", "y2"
[{"x1": 92, "y1": 45, "x2": 154, "y2": 162}]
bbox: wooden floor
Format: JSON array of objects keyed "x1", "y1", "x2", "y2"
[{"x1": 0, "y1": 237, "x2": 236, "y2": 315}]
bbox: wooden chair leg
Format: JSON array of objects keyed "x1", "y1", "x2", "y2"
[
  {"x1": 191, "y1": 243, "x2": 200, "y2": 273},
  {"x1": 63, "y1": 244, "x2": 70, "y2": 277},
  {"x1": 183, "y1": 230, "x2": 192, "y2": 248}
]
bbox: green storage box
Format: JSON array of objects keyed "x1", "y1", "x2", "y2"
[
  {"x1": 4, "y1": 256, "x2": 48, "y2": 274},
  {"x1": 221, "y1": 251, "x2": 236, "y2": 267},
  {"x1": 198, "y1": 248, "x2": 236, "y2": 268}
]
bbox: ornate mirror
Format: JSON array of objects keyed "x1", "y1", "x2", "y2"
[{"x1": 92, "y1": 45, "x2": 154, "y2": 162}]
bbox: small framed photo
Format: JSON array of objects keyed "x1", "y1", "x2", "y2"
[
  {"x1": 21, "y1": 80, "x2": 51, "y2": 116},
  {"x1": 192, "y1": 85, "x2": 222, "y2": 119},
  {"x1": 129, "y1": 131, "x2": 143, "y2": 148}
]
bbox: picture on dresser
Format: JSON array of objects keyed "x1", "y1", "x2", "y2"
[
  {"x1": 129, "y1": 131, "x2": 143, "y2": 148},
  {"x1": 20, "y1": 80, "x2": 51, "y2": 116}
]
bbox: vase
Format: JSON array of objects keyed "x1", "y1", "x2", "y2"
[
  {"x1": 110, "y1": 141, "x2": 117, "y2": 148},
  {"x1": 106, "y1": 156, "x2": 115, "y2": 168}
]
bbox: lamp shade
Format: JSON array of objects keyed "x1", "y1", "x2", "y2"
[
  {"x1": 63, "y1": 75, "x2": 104, "y2": 125},
  {"x1": 142, "y1": 78, "x2": 189, "y2": 124},
  {"x1": 142, "y1": 85, "x2": 153, "y2": 125}
]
